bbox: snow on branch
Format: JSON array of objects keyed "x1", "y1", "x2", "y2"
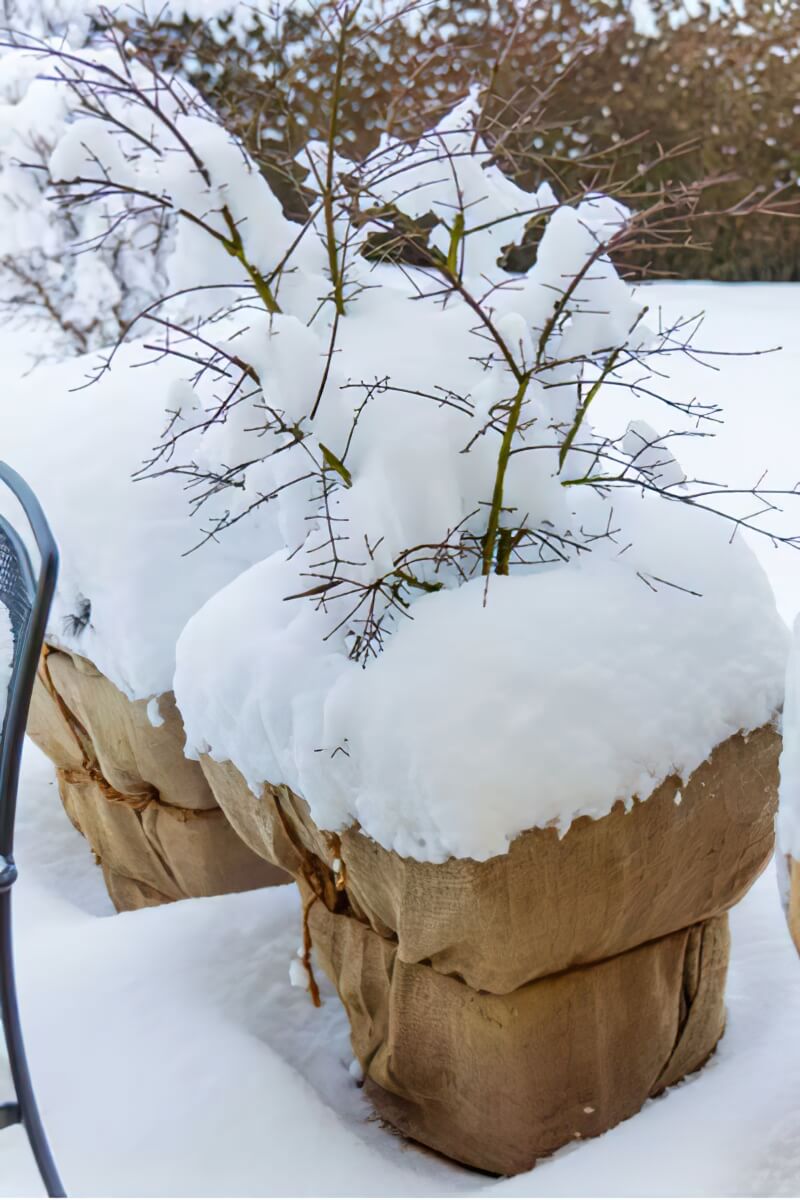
[{"x1": 8, "y1": 1, "x2": 800, "y2": 674}]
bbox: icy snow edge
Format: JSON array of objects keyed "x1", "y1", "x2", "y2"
[{"x1": 175, "y1": 498, "x2": 788, "y2": 863}]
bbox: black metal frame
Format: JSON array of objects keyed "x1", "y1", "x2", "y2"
[{"x1": 0, "y1": 461, "x2": 64, "y2": 1197}]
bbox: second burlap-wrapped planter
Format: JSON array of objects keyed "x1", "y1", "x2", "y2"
[
  {"x1": 781, "y1": 856, "x2": 800, "y2": 955},
  {"x1": 28, "y1": 646, "x2": 287, "y2": 911},
  {"x1": 200, "y1": 723, "x2": 779, "y2": 1175}
]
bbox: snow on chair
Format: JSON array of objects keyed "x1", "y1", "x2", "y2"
[{"x1": 0, "y1": 462, "x2": 64, "y2": 1197}]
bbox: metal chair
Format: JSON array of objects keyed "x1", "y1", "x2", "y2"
[{"x1": 0, "y1": 461, "x2": 64, "y2": 1197}]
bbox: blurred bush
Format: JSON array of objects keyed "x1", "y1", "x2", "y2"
[{"x1": 118, "y1": 0, "x2": 800, "y2": 281}]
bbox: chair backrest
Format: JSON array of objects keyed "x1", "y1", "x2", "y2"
[
  {"x1": 0, "y1": 521, "x2": 34, "y2": 648},
  {"x1": 0, "y1": 464, "x2": 58, "y2": 863}
]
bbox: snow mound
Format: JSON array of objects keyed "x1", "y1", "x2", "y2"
[
  {"x1": 0, "y1": 344, "x2": 279, "y2": 701},
  {"x1": 177, "y1": 498, "x2": 787, "y2": 862}
]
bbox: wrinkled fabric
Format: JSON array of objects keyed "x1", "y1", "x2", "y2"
[
  {"x1": 28, "y1": 646, "x2": 287, "y2": 911},
  {"x1": 201, "y1": 726, "x2": 778, "y2": 993},
  {"x1": 199, "y1": 726, "x2": 777, "y2": 1173},
  {"x1": 315, "y1": 899, "x2": 729, "y2": 1176}
]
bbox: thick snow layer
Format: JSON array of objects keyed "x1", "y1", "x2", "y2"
[
  {"x1": 176, "y1": 496, "x2": 787, "y2": 861},
  {"x1": 0, "y1": 344, "x2": 279, "y2": 701},
  {"x1": 2, "y1": 739, "x2": 800, "y2": 1197},
  {"x1": 321, "y1": 516, "x2": 784, "y2": 859},
  {"x1": 0, "y1": 603, "x2": 14, "y2": 728}
]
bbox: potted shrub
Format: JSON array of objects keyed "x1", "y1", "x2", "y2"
[
  {"x1": 27, "y1": 8, "x2": 792, "y2": 1168},
  {"x1": 180, "y1": 529, "x2": 783, "y2": 1173}
]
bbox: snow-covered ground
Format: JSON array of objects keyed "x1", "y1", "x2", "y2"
[{"x1": 2, "y1": 282, "x2": 800, "y2": 1196}]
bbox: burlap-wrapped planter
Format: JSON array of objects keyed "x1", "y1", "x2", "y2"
[
  {"x1": 28, "y1": 646, "x2": 287, "y2": 910},
  {"x1": 199, "y1": 725, "x2": 778, "y2": 1174},
  {"x1": 784, "y1": 857, "x2": 800, "y2": 955}
]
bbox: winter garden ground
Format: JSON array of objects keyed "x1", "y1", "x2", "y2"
[{"x1": 1, "y1": 282, "x2": 800, "y2": 1197}]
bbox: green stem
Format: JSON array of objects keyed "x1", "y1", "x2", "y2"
[
  {"x1": 221, "y1": 207, "x2": 281, "y2": 315},
  {"x1": 495, "y1": 527, "x2": 526, "y2": 575},
  {"x1": 446, "y1": 212, "x2": 465, "y2": 278},
  {"x1": 558, "y1": 348, "x2": 620, "y2": 471},
  {"x1": 481, "y1": 374, "x2": 530, "y2": 575},
  {"x1": 323, "y1": 11, "x2": 350, "y2": 317}
]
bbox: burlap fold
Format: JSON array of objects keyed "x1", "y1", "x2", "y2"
[
  {"x1": 310, "y1": 897, "x2": 729, "y2": 1176},
  {"x1": 201, "y1": 724, "x2": 779, "y2": 993},
  {"x1": 28, "y1": 646, "x2": 287, "y2": 910}
]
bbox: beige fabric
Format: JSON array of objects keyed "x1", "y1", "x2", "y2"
[
  {"x1": 28, "y1": 646, "x2": 288, "y2": 910},
  {"x1": 788, "y1": 857, "x2": 800, "y2": 954},
  {"x1": 200, "y1": 729, "x2": 774, "y2": 1174},
  {"x1": 201, "y1": 725, "x2": 779, "y2": 993},
  {"x1": 33, "y1": 647, "x2": 214, "y2": 809},
  {"x1": 311, "y1": 897, "x2": 729, "y2": 1176}
]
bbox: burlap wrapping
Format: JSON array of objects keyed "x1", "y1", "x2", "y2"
[
  {"x1": 27, "y1": 646, "x2": 288, "y2": 910},
  {"x1": 787, "y1": 857, "x2": 800, "y2": 955},
  {"x1": 199, "y1": 726, "x2": 778, "y2": 1174},
  {"x1": 311, "y1": 897, "x2": 729, "y2": 1176},
  {"x1": 201, "y1": 725, "x2": 779, "y2": 993}
]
